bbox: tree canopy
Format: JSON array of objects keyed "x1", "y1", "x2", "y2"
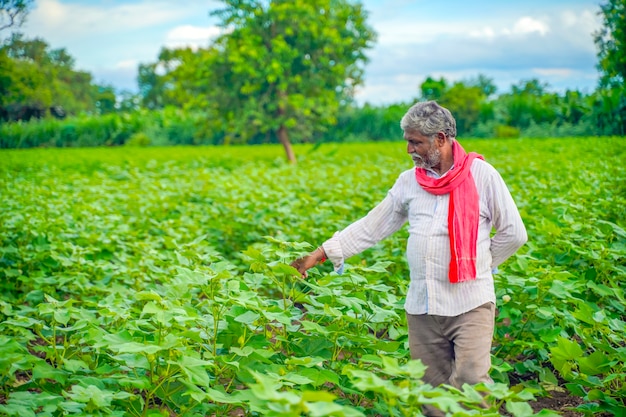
[
  {"x1": 593, "y1": 0, "x2": 626, "y2": 134},
  {"x1": 594, "y1": 0, "x2": 626, "y2": 87},
  {"x1": 137, "y1": 47, "x2": 209, "y2": 110},
  {"x1": 203, "y1": 0, "x2": 375, "y2": 162},
  {"x1": 0, "y1": 34, "x2": 114, "y2": 121}
]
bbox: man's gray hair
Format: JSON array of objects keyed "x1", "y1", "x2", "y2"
[{"x1": 400, "y1": 101, "x2": 457, "y2": 141}]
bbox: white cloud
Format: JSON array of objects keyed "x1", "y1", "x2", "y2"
[
  {"x1": 14, "y1": 0, "x2": 220, "y2": 88},
  {"x1": 10, "y1": 0, "x2": 602, "y2": 103},
  {"x1": 374, "y1": 20, "x2": 476, "y2": 45},
  {"x1": 26, "y1": 0, "x2": 193, "y2": 38},
  {"x1": 114, "y1": 60, "x2": 139, "y2": 70},
  {"x1": 554, "y1": 9, "x2": 600, "y2": 51},
  {"x1": 164, "y1": 25, "x2": 221, "y2": 49},
  {"x1": 561, "y1": 8, "x2": 598, "y2": 30},
  {"x1": 511, "y1": 16, "x2": 550, "y2": 36},
  {"x1": 376, "y1": 15, "x2": 551, "y2": 47},
  {"x1": 357, "y1": 3, "x2": 602, "y2": 104},
  {"x1": 532, "y1": 68, "x2": 574, "y2": 77},
  {"x1": 469, "y1": 27, "x2": 496, "y2": 40},
  {"x1": 372, "y1": 6, "x2": 597, "y2": 49},
  {"x1": 355, "y1": 79, "x2": 419, "y2": 105}
]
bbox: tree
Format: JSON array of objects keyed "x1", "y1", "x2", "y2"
[
  {"x1": 467, "y1": 74, "x2": 497, "y2": 98},
  {"x1": 558, "y1": 90, "x2": 588, "y2": 125},
  {"x1": 138, "y1": 46, "x2": 214, "y2": 110},
  {"x1": 116, "y1": 90, "x2": 142, "y2": 113},
  {"x1": 418, "y1": 75, "x2": 495, "y2": 136},
  {"x1": 594, "y1": 0, "x2": 626, "y2": 87},
  {"x1": 0, "y1": 35, "x2": 53, "y2": 120},
  {"x1": 437, "y1": 82, "x2": 485, "y2": 136},
  {"x1": 0, "y1": 34, "x2": 107, "y2": 121},
  {"x1": 0, "y1": 0, "x2": 33, "y2": 32},
  {"x1": 590, "y1": 87, "x2": 626, "y2": 135},
  {"x1": 95, "y1": 85, "x2": 117, "y2": 114},
  {"x1": 420, "y1": 76, "x2": 447, "y2": 101},
  {"x1": 593, "y1": 0, "x2": 626, "y2": 135},
  {"x1": 498, "y1": 79, "x2": 559, "y2": 129},
  {"x1": 205, "y1": 0, "x2": 376, "y2": 162}
]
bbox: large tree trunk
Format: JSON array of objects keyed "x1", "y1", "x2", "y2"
[{"x1": 277, "y1": 124, "x2": 296, "y2": 164}]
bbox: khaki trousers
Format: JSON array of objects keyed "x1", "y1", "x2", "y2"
[{"x1": 406, "y1": 302, "x2": 495, "y2": 416}]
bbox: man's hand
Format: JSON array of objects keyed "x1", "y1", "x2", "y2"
[{"x1": 290, "y1": 247, "x2": 326, "y2": 278}]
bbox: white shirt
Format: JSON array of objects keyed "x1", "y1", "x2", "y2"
[{"x1": 322, "y1": 158, "x2": 527, "y2": 316}]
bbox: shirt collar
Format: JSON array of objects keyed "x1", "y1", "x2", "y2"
[{"x1": 425, "y1": 163, "x2": 455, "y2": 179}]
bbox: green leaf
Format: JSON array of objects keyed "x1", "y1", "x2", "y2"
[
  {"x1": 204, "y1": 387, "x2": 243, "y2": 404},
  {"x1": 284, "y1": 356, "x2": 326, "y2": 367},
  {"x1": 0, "y1": 391, "x2": 64, "y2": 417},
  {"x1": 282, "y1": 371, "x2": 314, "y2": 385},
  {"x1": 592, "y1": 310, "x2": 606, "y2": 323},
  {"x1": 270, "y1": 262, "x2": 302, "y2": 276},
  {"x1": 33, "y1": 361, "x2": 68, "y2": 384},
  {"x1": 262, "y1": 310, "x2": 292, "y2": 325},
  {"x1": 111, "y1": 342, "x2": 165, "y2": 354},
  {"x1": 53, "y1": 309, "x2": 71, "y2": 325},
  {"x1": 299, "y1": 368, "x2": 339, "y2": 387},
  {"x1": 301, "y1": 320, "x2": 330, "y2": 336},
  {"x1": 380, "y1": 356, "x2": 426, "y2": 378},
  {"x1": 505, "y1": 400, "x2": 534, "y2": 417},
  {"x1": 135, "y1": 291, "x2": 163, "y2": 302},
  {"x1": 110, "y1": 353, "x2": 150, "y2": 369},
  {"x1": 532, "y1": 409, "x2": 563, "y2": 417},
  {"x1": 65, "y1": 385, "x2": 113, "y2": 408},
  {"x1": 2, "y1": 316, "x2": 43, "y2": 328},
  {"x1": 309, "y1": 402, "x2": 366, "y2": 417},
  {"x1": 587, "y1": 389, "x2": 606, "y2": 401},
  {"x1": 344, "y1": 368, "x2": 397, "y2": 395},
  {"x1": 576, "y1": 350, "x2": 612, "y2": 375},
  {"x1": 234, "y1": 310, "x2": 260, "y2": 324},
  {"x1": 550, "y1": 337, "x2": 583, "y2": 373},
  {"x1": 175, "y1": 355, "x2": 214, "y2": 387},
  {"x1": 141, "y1": 301, "x2": 165, "y2": 315}
]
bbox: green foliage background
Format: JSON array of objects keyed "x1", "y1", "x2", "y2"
[
  {"x1": 1, "y1": 138, "x2": 624, "y2": 416},
  {"x1": 2, "y1": 0, "x2": 626, "y2": 149}
]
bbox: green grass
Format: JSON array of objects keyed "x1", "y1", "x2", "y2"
[{"x1": 0, "y1": 138, "x2": 624, "y2": 416}]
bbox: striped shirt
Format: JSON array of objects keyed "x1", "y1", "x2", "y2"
[{"x1": 322, "y1": 158, "x2": 527, "y2": 316}]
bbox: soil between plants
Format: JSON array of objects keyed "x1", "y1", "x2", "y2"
[{"x1": 530, "y1": 390, "x2": 613, "y2": 417}]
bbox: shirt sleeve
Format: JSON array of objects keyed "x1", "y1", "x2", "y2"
[
  {"x1": 487, "y1": 170, "x2": 528, "y2": 268},
  {"x1": 322, "y1": 184, "x2": 408, "y2": 273}
]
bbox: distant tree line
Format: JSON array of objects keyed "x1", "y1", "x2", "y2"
[
  {"x1": 0, "y1": 0, "x2": 624, "y2": 157},
  {"x1": 0, "y1": 32, "x2": 140, "y2": 122}
]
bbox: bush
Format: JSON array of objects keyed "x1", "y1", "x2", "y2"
[
  {"x1": 521, "y1": 121, "x2": 597, "y2": 138},
  {"x1": 125, "y1": 132, "x2": 151, "y2": 146},
  {"x1": 494, "y1": 124, "x2": 521, "y2": 138},
  {"x1": 468, "y1": 121, "x2": 520, "y2": 139},
  {"x1": 0, "y1": 109, "x2": 212, "y2": 149}
]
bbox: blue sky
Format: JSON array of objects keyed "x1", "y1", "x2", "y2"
[{"x1": 12, "y1": 0, "x2": 602, "y2": 105}]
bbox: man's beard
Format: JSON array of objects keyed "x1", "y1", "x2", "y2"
[{"x1": 411, "y1": 146, "x2": 441, "y2": 169}]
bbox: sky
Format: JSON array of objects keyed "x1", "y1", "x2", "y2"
[{"x1": 9, "y1": 0, "x2": 603, "y2": 105}]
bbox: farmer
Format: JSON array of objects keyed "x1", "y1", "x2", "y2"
[{"x1": 291, "y1": 100, "x2": 527, "y2": 416}]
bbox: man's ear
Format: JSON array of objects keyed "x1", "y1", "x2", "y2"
[{"x1": 436, "y1": 131, "x2": 446, "y2": 146}]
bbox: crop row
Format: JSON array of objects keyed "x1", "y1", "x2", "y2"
[{"x1": 1, "y1": 138, "x2": 624, "y2": 416}]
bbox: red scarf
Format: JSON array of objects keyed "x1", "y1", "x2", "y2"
[{"x1": 414, "y1": 141, "x2": 483, "y2": 283}]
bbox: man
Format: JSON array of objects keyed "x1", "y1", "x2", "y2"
[{"x1": 291, "y1": 101, "x2": 527, "y2": 416}]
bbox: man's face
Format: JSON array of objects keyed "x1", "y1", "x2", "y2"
[{"x1": 404, "y1": 130, "x2": 441, "y2": 170}]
